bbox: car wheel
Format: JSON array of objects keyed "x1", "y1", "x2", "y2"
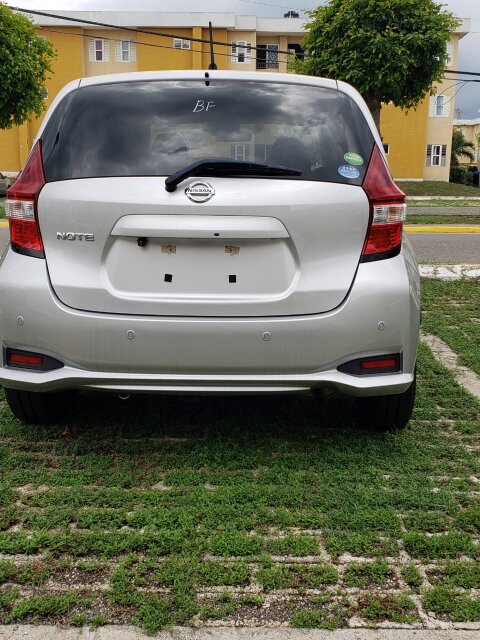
[
  {"x1": 355, "y1": 373, "x2": 416, "y2": 431},
  {"x1": 4, "y1": 388, "x2": 75, "y2": 425}
]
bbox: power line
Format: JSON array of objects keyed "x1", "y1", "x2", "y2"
[
  {"x1": 9, "y1": 6, "x2": 476, "y2": 76},
  {"x1": 38, "y1": 26, "x2": 274, "y2": 64},
  {"x1": 10, "y1": 5, "x2": 298, "y2": 57},
  {"x1": 441, "y1": 80, "x2": 468, "y2": 93},
  {"x1": 442, "y1": 81, "x2": 470, "y2": 107},
  {"x1": 443, "y1": 78, "x2": 480, "y2": 84},
  {"x1": 444, "y1": 70, "x2": 480, "y2": 77},
  {"x1": 28, "y1": 28, "x2": 480, "y2": 78}
]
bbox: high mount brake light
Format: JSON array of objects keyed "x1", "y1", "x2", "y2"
[
  {"x1": 5, "y1": 141, "x2": 45, "y2": 258},
  {"x1": 361, "y1": 145, "x2": 406, "y2": 262}
]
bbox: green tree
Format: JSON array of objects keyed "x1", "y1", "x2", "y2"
[
  {"x1": 292, "y1": 0, "x2": 458, "y2": 131},
  {"x1": 451, "y1": 129, "x2": 475, "y2": 166},
  {"x1": 0, "y1": 3, "x2": 56, "y2": 129}
]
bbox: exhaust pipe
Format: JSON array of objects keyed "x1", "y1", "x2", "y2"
[{"x1": 118, "y1": 393, "x2": 131, "y2": 401}]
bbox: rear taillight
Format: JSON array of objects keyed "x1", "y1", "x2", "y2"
[
  {"x1": 5, "y1": 141, "x2": 45, "y2": 258},
  {"x1": 361, "y1": 145, "x2": 406, "y2": 262}
]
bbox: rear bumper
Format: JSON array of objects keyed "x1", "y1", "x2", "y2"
[
  {"x1": 0, "y1": 247, "x2": 420, "y2": 397},
  {"x1": 0, "y1": 365, "x2": 414, "y2": 397}
]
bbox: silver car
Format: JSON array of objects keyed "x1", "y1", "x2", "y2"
[
  {"x1": 0, "y1": 71, "x2": 420, "y2": 429},
  {"x1": 0, "y1": 172, "x2": 13, "y2": 197}
]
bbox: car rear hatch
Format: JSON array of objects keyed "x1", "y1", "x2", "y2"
[{"x1": 36, "y1": 77, "x2": 375, "y2": 317}]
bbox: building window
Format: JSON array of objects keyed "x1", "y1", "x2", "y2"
[
  {"x1": 426, "y1": 144, "x2": 447, "y2": 166},
  {"x1": 232, "y1": 144, "x2": 248, "y2": 161},
  {"x1": 432, "y1": 145, "x2": 441, "y2": 166},
  {"x1": 173, "y1": 38, "x2": 191, "y2": 50},
  {"x1": 446, "y1": 42, "x2": 454, "y2": 67},
  {"x1": 254, "y1": 143, "x2": 272, "y2": 163},
  {"x1": 383, "y1": 143, "x2": 390, "y2": 155},
  {"x1": 257, "y1": 44, "x2": 279, "y2": 69},
  {"x1": 231, "y1": 41, "x2": 251, "y2": 63},
  {"x1": 116, "y1": 40, "x2": 136, "y2": 62},
  {"x1": 287, "y1": 43, "x2": 305, "y2": 61},
  {"x1": 429, "y1": 94, "x2": 449, "y2": 118},
  {"x1": 436, "y1": 96, "x2": 444, "y2": 116},
  {"x1": 89, "y1": 39, "x2": 109, "y2": 62}
]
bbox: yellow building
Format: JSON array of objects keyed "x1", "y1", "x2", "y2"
[
  {"x1": 380, "y1": 19, "x2": 470, "y2": 181},
  {"x1": 0, "y1": 11, "x2": 470, "y2": 182},
  {"x1": 0, "y1": 11, "x2": 304, "y2": 174},
  {"x1": 453, "y1": 118, "x2": 480, "y2": 167}
]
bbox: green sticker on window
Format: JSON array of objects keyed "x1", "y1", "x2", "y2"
[{"x1": 344, "y1": 152, "x2": 364, "y2": 166}]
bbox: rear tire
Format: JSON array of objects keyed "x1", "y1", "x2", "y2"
[
  {"x1": 4, "y1": 388, "x2": 75, "y2": 425},
  {"x1": 355, "y1": 374, "x2": 416, "y2": 431}
]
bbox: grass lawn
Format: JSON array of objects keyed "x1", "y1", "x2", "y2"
[
  {"x1": 397, "y1": 181, "x2": 480, "y2": 197},
  {"x1": 0, "y1": 284, "x2": 479, "y2": 632},
  {"x1": 0, "y1": 198, "x2": 5, "y2": 219},
  {"x1": 408, "y1": 199, "x2": 480, "y2": 208},
  {"x1": 421, "y1": 279, "x2": 480, "y2": 377},
  {"x1": 406, "y1": 214, "x2": 480, "y2": 225}
]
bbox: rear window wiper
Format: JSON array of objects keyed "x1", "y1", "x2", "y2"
[{"x1": 165, "y1": 159, "x2": 302, "y2": 192}]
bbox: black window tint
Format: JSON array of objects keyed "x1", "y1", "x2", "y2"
[{"x1": 42, "y1": 80, "x2": 374, "y2": 185}]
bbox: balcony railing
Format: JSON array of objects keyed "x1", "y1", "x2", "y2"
[{"x1": 256, "y1": 61, "x2": 279, "y2": 70}]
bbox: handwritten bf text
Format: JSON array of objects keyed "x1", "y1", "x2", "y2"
[{"x1": 193, "y1": 100, "x2": 216, "y2": 113}]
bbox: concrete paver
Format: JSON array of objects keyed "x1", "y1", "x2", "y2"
[
  {"x1": 419, "y1": 264, "x2": 480, "y2": 279},
  {"x1": 421, "y1": 332, "x2": 480, "y2": 400},
  {"x1": 1, "y1": 628, "x2": 480, "y2": 640}
]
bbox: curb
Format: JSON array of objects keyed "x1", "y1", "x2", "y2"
[
  {"x1": 0, "y1": 220, "x2": 7, "y2": 227},
  {"x1": 405, "y1": 225, "x2": 480, "y2": 233},
  {"x1": 1, "y1": 627, "x2": 480, "y2": 640},
  {"x1": 419, "y1": 264, "x2": 480, "y2": 279}
]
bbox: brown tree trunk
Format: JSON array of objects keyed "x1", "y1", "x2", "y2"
[{"x1": 362, "y1": 93, "x2": 382, "y2": 136}]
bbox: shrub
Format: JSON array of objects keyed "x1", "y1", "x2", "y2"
[{"x1": 449, "y1": 166, "x2": 467, "y2": 184}]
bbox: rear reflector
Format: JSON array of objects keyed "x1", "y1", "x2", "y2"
[
  {"x1": 361, "y1": 146, "x2": 406, "y2": 262},
  {"x1": 361, "y1": 357, "x2": 399, "y2": 370},
  {"x1": 5, "y1": 349, "x2": 63, "y2": 371},
  {"x1": 5, "y1": 141, "x2": 46, "y2": 258},
  {"x1": 9, "y1": 353, "x2": 44, "y2": 366},
  {"x1": 338, "y1": 354, "x2": 401, "y2": 376}
]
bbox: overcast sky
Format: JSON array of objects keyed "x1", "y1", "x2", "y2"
[{"x1": 12, "y1": 0, "x2": 480, "y2": 119}]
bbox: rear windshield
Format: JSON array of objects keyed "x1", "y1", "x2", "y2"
[{"x1": 41, "y1": 80, "x2": 374, "y2": 185}]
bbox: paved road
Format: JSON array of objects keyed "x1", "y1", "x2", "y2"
[
  {"x1": 1, "y1": 226, "x2": 479, "y2": 265},
  {"x1": 408, "y1": 232, "x2": 480, "y2": 264},
  {"x1": 0, "y1": 226, "x2": 7, "y2": 256}
]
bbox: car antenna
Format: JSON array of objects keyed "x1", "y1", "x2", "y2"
[{"x1": 207, "y1": 21, "x2": 217, "y2": 71}]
